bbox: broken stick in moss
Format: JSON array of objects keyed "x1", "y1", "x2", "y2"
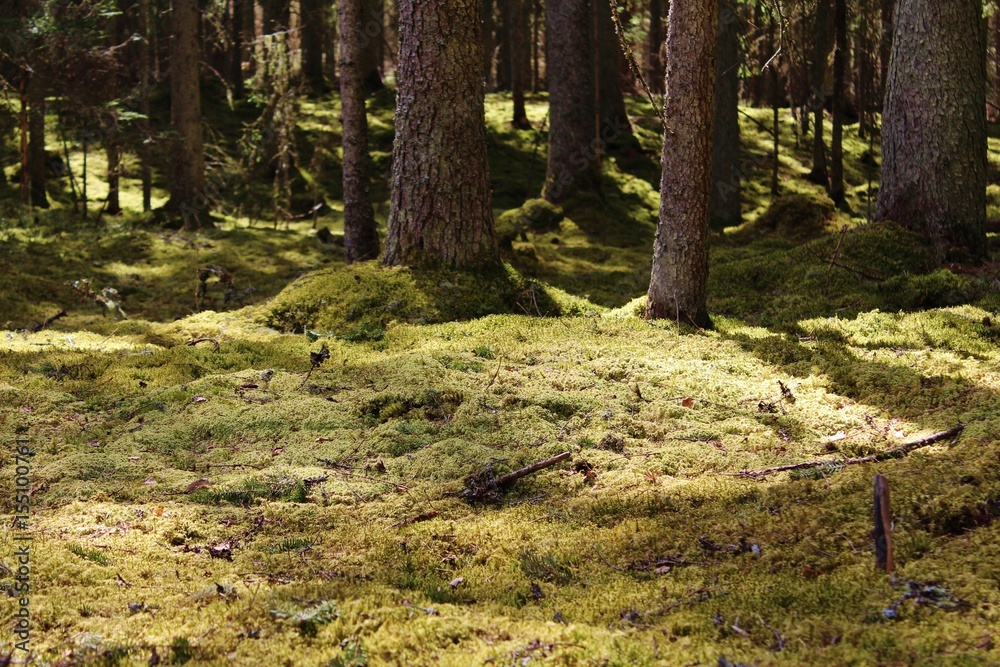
[
  {"x1": 737, "y1": 424, "x2": 967, "y2": 479},
  {"x1": 462, "y1": 452, "x2": 572, "y2": 503}
]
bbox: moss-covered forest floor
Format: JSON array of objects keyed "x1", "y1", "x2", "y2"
[{"x1": 1, "y1": 92, "x2": 1000, "y2": 665}]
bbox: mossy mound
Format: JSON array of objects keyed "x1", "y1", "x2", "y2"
[
  {"x1": 260, "y1": 261, "x2": 603, "y2": 335},
  {"x1": 710, "y1": 221, "x2": 960, "y2": 327},
  {"x1": 496, "y1": 198, "x2": 565, "y2": 248},
  {"x1": 731, "y1": 192, "x2": 840, "y2": 245}
]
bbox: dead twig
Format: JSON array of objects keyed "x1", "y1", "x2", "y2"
[
  {"x1": 737, "y1": 424, "x2": 966, "y2": 479},
  {"x1": 29, "y1": 310, "x2": 68, "y2": 333},
  {"x1": 824, "y1": 225, "x2": 849, "y2": 294},
  {"x1": 186, "y1": 337, "x2": 220, "y2": 350},
  {"x1": 462, "y1": 452, "x2": 572, "y2": 502}
]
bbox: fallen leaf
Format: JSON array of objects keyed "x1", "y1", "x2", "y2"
[
  {"x1": 449, "y1": 577, "x2": 464, "y2": 589},
  {"x1": 682, "y1": 397, "x2": 694, "y2": 408},
  {"x1": 826, "y1": 431, "x2": 847, "y2": 442},
  {"x1": 315, "y1": 436, "x2": 333, "y2": 443},
  {"x1": 185, "y1": 479, "x2": 214, "y2": 494},
  {"x1": 193, "y1": 396, "x2": 208, "y2": 403},
  {"x1": 155, "y1": 507, "x2": 164, "y2": 517},
  {"x1": 128, "y1": 456, "x2": 141, "y2": 461},
  {"x1": 143, "y1": 477, "x2": 157, "y2": 485}
]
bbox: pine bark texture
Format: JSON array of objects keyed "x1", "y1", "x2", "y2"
[
  {"x1": 168, "y1": 0, "x2": 207, "y2": 227},
  {"x1": 383, "y1": 0, "x2": 500, "y2": 270},
  {"x1": 875, "y1": 0, "x2": 988, "y2": 260},
  {"x1": 647, "y1": 0, "x2": 717, "y2": 328},
  {"x1": 808, "y1": 0, "x2": 833, "y2": 185},
  {"x1": 510, "y1": 0, "x2": 531, "y2": 127},
  {"x1": 646, "y1": 0, "x2": 664, "y2": 95},
  {"x1": 339, "y1": 0, "x2": 380, "y2": 263},
  {"x1": 710, "y1": 0, "x2": 740, "y2": 230},
  {"x1": 544, "y1": 0, "x2": 599, "y2": 203}
]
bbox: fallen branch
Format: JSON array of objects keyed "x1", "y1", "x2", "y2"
[
  {"x1": 28, "y1": 310, "x2": 68, "y2": 333},
  {"x1": 738, "y1": 424, "x2": 966, "y2": 479},
  {"x1": 462, "y1": 451, "x2": 572, "y2": 502},
  {"x1": 824, "y1": 225, "x2": 849, "y2": 294},
  {"x1": 186, "y1": 337, "x2": 220, "y2": 350}
]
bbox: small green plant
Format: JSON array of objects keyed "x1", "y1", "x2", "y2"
[{"x1": 67, "y1": 544, "x2": 110, "y2": 566}]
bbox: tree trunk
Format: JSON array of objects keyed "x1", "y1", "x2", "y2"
[
  {"x1": 301, "y1": 0, "x2": 327, "y2": 93},
  {"x1": 482, "y1": 0, "x2": 495, "y2": 89},
  {"x1": 383, "y1": 0, "x2": 500, "y2": 270},
  {"x1": 167, "y1": 0, "x2": 208, "y2": 228},
  {"x1": 510, "y1": 0, "x2": 531, "y2": 128},
  {"x1": 875, "y1": 0, "x2": 987, "y2": 261},
  {"x1": 829, "y1": 0, "x2": 847, "y2": 207},
  {"x1": 105, "y1": 5, "x2": 123, "y2": 216},
  {"x1": 26, "y1": 72, "x2": 49, "y2": 209},
  {"x1": 857, "y1": 0, "x2": 872, "y2": 136},
  {"x1": 596, "y1": 0, "x2": 634, "y2": 150},
  {"x1": 646, "y1": 0, "x2": 717, "y2": 328},
  {"x1": 646, "y1": 0, "x2": 664, "y2": 96},
  {"x1": 228, "y1": 0, "x2": 246, "y2": 99},
  {"x1": 710, "y1": 0, "x2": 740, "y2": 230},
  {"x1": 340, "y1": 0, "x2": 380, "y2": 263},
  {"x1": 359, "y1": 0, "x2": 385, "y2": 93},
  {"x1": 139, "y1": 0, "x2": 152, "y2": 212},
  {"x1": 496, "y1": 0, "x2": 512, "y2": 90},
  {"x1": 544, "y1": 0, "x2": 599, "y2": 203},
  {"x1": 531, "y1": 0, "x2": 540, "y2": 91},
  {"x1": 808, "y1": 0, "x2": 833, "y2": 186},
  {"x1": 880, "y1": 0, "x2": 893, "y2": 102}
]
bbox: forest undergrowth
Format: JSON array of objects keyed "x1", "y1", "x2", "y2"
[{"x1": 1, "y1": 93, "x2": 999, "y2": 666}]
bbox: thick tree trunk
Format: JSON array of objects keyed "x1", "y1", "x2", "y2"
[
  {"x1": 646, "y1": 0, "x2": 717, "y2": 328},
  {"x1": 829, "y1": 0, "x2": 847, "y2": 207},
  {"x1": 383, "y1": 0, "x2": 500, "y2": 270},
  {"x1": 857, "y1": 0, "x2": 873, "y2": 136},
  {"x1": 710, "y1": 0, "x2": 740, "y2": 230},
  {"x1": 596, "y1": 0, "x2": 634, "y2": 150},
  {"x1": 359, "y1": 0, "x2": 385, "y2": 93},
  {"x1": 646, "y1": 0, "x2": 664, "y2": 96},
  {"x1": 531, "y1": 0, "x2": 541, "y2": 91},
  {"x1": 340, "y1": 0, "x2": 380, "y2": 263},
  {"x1": 808, "y1": 0, "x2": 833, "y2": 186},
  {"x1": 301, "y1": 0, "x2": 327, "y2": 93},
  {"x1": 104, "y1": 5, "x2": 122, "y2": 216},
  {"x1": 26, "y1": 72, "x2": 49, "y2": 209},
  {"x1": 875, "y1": 0, "x2": 987, "y2": 261},
  {"x1": 544, "y1": 0, "x2": 599, "y2": 203},
  {"x1": 510, "y1": 0, "x2": 531, "y2": 128},
  {"x1": 167, "y1": 0, "x2": 208, "y2": 228}
]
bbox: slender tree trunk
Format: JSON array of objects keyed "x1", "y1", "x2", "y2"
[
  {"x1": 19, "y1": 70, "x2": 28, "y2": 206},
  {"x1": 511, "y1": 0, "x2": 531, "y2": 128},
  {"x1": 647, "y1": 0, "x2": 717, "y2": 328},
  {"x1": 139, "y1": 0, "x2": 152, "y2": 212},
  {"x1": 340, "y1": 0, "x2": 380, "y2": 262},
  {"x1": 769, "y1": 8, "x2": 780, "y2": 197},
  {"x1": 496, "y1": 0, "x2": 512, "y2": 90},
  {"x1": 358, "y1": 0, "x2": 385, "y2": 93},
  {"x1": 880, "y1": 0, "x2": 893, "y2": 102},
  {"x1": 808, "y1": 0, "x2": 833, "y2": 186},
  {"x1": 383, "y1": 0, "x2": 500, "y2": 270},
  {"x1": 857, "y1": 0, "x2": 872, "y2": 136},
  {"x1": 531, "y1": 0, "x2": 540, "y2": 91},
  {"x1": 26, "y1": 72, "x2": 49, "y2": 209},
  {"x1": 596, "y1": 0, "x2": 634, "y2": 149},
  {"x1": 167, "y1": 0, "x2": 208, "y2": 228},
  {"x1": 710, "y1": 0, "x2": 741, "y2": 230},
  {"x1": 326, "y1": 2, "x2": 338, "y2": 83},
  {"x1": 227, "y1": 0, "x2": 246, "y2": 99},
  {"x1": 104, "y1": 5, "x2": 122, "y2": 216},
  {"x1": 482, "y1": 0, "x2": 495, "y2": 89},
  {"x1": 829, "y1": 0, "x2": 847, "y2": 206},
  {"x1": 876, "y1": 0, "x2": 987, "y2": 261},
  {"x1": 646, "y1": 0, "x2": 664, "y2": 96},
  {"x1": 301, "y1": 0, "x2": 327, "y2": 93},
  {"x1": 544, "y1": 0, "x2": 599, "y2": 203}
]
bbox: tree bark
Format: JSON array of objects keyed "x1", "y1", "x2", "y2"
[
  {"x1": 482, "y1": 0, "x2": 495, "y2": 89},
  {"x1": 359, "y1": 0, "x2": 385, "y2": 93},
  {"x1": 510, "y1": 0, "x2": 531, "y2": 128},
  {"x1": 710, "y1": 0, "x2": 740, "y2": 230},
  {"x1": 646, "y1": 0, "x2": 664, "y2": 96},
  {"x1": 829, "y1": 0, "x2": 847, "y2": 207},
  {"x1": 808, "y1": 0, "x2": 833, "y2": 186},
  {"x1": 339, "y1": 0, "x2": 381, "y2": 263},
  {"x1": 301, "y1": 0, "x2": 327, "y2": 94},
  {"x1": 544, "y1": 0, "x2": 599, "y2": 203},
  {"x1": 227, "y1": 0, "x2": 246, "y2": 100},
  {"x1": 139, "y1": 0, "x2": 152, "y2": 212},
  {"x1": 880, "y1": 0, "x2": 893, "y2": 103},
  {"x1": 646, "y1": 0, "x2": 717, "y2": 328},
  {"x1": 104, "y1": 4, "x2": 123, "y2": 216},
  {"x1": 383, "y1": 0, "x2": 500, "y2": 270},
  {"x1": 875, "y1": 0, "x2": 987, "y2": 261},
  {"x1": 596, "y1": 0, "x2": 634, "y2": 149},
  {"x1": 26, "y1": 71, "x2": 49, "y2": 209},
  {"x1": 167, "y1": 0, "x2": 208, "y2": 228}
]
